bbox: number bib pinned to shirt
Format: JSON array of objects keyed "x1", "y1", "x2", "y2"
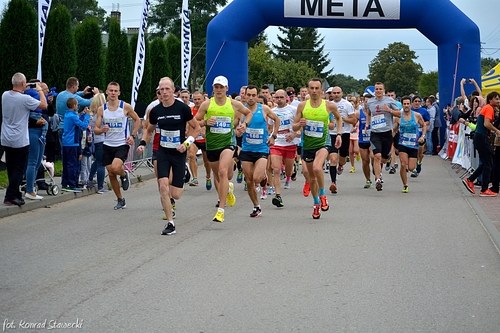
[
  {"x1": 304, "y1": 120, "x2": 324, "y2": 138},
  {"x1": 104, "y1": 117, "x2": 123, "y2": 133},
  {"x1": 371, "y1": 114, "x2": 386, "y2": 130},
  {"x1": 210, "y1": 116, "x2": 231, "y2": 134},
  {"x1": 160, "y1": 129, "x2": 180, "y2": 148}
]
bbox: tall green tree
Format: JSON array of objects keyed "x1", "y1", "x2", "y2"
[
  {"x1": 27, "y1": 0, "x2": 106, "y2": 27},
  {"x1": 105, "y1": 18, "x2": 132, "y2": 102},
  {"x1": 328, "y1": 74, "x2": 368, "y2": 95},
  {"x1": 249, "y1": 31, "x2": 268, "y2": 49},
  {"x1": 418, "y1": 71, "x2": 438, "y2": 97},
  {"x1": 149, "y1": 0, "x2": 227, "y2": 90},
  {"x1": 129, "y1": 33, "x2": 152, "y2": 105},
  {"x1": 368, "y1": 42, "x2": 422, "y2": 96},
  {"x1": 149, "y1": 37, "x2": 171, "y2": 93},
  {"x1": 0, "y1": 0, "x2": 37, "y2": 90},
  {"x1": 42, "y1": 5, "x2": 77, "y2": 91},
  {"x1": 273, "y1": 27, "x2": 332, "y2": 79},
  {"x1": 481, "y1": 57, "x2": 500, "y2": 75},
  {"x1": 165, "y1": 34, "x2": 181, "y2": 86},
  {"x1": 74, "y1": 17, "x2": 104, "y2": 90}
]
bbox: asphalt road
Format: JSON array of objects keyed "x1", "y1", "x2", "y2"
[{"x1": 1, "y1": 156, "x2": 500, "y2": 332}]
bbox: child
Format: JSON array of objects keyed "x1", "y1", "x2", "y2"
[
  {"x1": 80, "y1": 114, "x2": 94, "y2": 188},
  {"x1": 61, "y1": 98, "x2": 91, "y2": 192}
]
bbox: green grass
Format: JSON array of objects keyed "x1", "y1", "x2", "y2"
[{"x1": 0, "y1": 160, "x2": 63, "y2": 189}]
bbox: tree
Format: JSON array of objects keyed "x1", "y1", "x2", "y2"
[
  {"x1": 27, "y1": 0, "x2": 106, "y2": 28},
  {"x1": 273, "y1": 27, "x2": 332, "y2": 79},
  {"x1": 129, "y1": 33, "x2": 152, "y2": 105},
  {"x1": 368, "y1": 42, "x2": 422, "y2": 95},
  {"x1": 418, "y1": 71, "x2": 438, "y2": 97},
  {"x1": 149, "y1": 0, "x2": 228, "y2": 91},
  {"x1": 149, "y1": 37, "x2": 171, "y2": 93},
  {"x1": 249, "y1": 31, "x2": 268, "y2": 49},
  {"x1": 0, "y1": 0, "x2": 37, "y2": 90},
  {"x1": 105, "y1": 18, "x2": 132, "y2": 103},
  {"x1": 74, "y1": 17, "x2": 104, "y2": 90},
  {"x1": 481, "y1": 57, "x2": 500, "y2": 75},
  {"x1": 327, "y1": 74, "x2": 368, "y2": 96},
  {"x1": 248, "y1": 43, "x2": 275, "y2": 89},
  {"x1": 42, "y1": 5, "x2": 77, "y2": 91},
  {"x1": 165, "y1": 34, "x2": 180, "y2": 86}
]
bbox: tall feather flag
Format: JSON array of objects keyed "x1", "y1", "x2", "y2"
[
  {"x1": 131, "y1": 0, "x2": 151, "y2": 109},
  {"x1": 37, "y1": 0, "x2": 53, "y2": 81},
  {"x1": 181, "y1": 0, "x2": 191, "y2": 89}
]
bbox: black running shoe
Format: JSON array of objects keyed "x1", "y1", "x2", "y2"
[{"x1": 162, "y1": 222, "x2": 176, "y2": 235}]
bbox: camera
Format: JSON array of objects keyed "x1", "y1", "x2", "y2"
[
  {"x1": 27, "y1": 82, "x2": 36, "y2": 88},
  {"x1": 47, "y1": 87, "x2": 58, "y2": 98},
  {"x1": 468, "y1": 79, "x2": 472, "y2": 83}
]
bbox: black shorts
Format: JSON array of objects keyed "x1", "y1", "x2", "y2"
[
  {"x1": 398, "y1": 145, "x2": 418, "y2": 158},
  {"x1": 152, "y1": 149, "x2": 158, "y2": 161},
  {"x1": 236, "y1": 136, "x2": 242, "y2": 148},
  {"x1": 103, "y1": 144, "x2": 130, "y2": 166},
  {"x1": 296, "y1": 146, "x2": 302, "y2": 157},
  {"x1": 156, "y1": 149, "x2": 186, "y2": 188},
  {"x1": 393, "y1": 131, "x2": 400, "y2": 151},
  {"x1": 303, "y1": 146, "x2": 329, "y2": 163},
  {"x1": 207, "y1": 145, "x2": 236, "y2": 162},
  {"x1": 359, "y1": 142, "x2": 371, "y2": 150},
  {"x1": 329, "y1": 133, "x2": 350, "y2": 157},
  {"x1": 239, "y1": 151, "x2": 269, "y2": 163},
  {"x1": 370, "y1": 131, "x2": 393, "y2": 159},
  {"x1": 194, "y1": 141, "x2": 206, "y2": 152}
]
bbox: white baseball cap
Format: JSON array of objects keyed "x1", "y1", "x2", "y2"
[
  {"x1": 326, "y1": 87, "x2": 333, "y2": 93},
  {"x1": 212, "y1": 75, "x2": 228, "y2": 87}
]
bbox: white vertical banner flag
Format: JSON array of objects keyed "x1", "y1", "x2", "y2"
[
  {"x1": 37, "y1": 0, "x2": 52, "y2": 81},
  {"x1": 181, "y1": 0, "x2": 191, "y2": 89},
  {"x1": 131, "y1": 0, "x2": 151, "y2": 109}
]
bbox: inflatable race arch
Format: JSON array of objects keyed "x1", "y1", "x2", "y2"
[{"x1": 206, "y1": 0, "x2": 481, "y2": 111}]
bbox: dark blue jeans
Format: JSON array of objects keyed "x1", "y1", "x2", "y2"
[
  {"x1": 26, "y1": 128, "x2": 45, "y2": 193},
  {"x1": 89, "y1": 142, "x2": 105, "y2": 189}
]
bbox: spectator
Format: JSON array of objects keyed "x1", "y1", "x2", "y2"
[
  {"x1": 1, "y1": 73, "x2": 47, "y2": 205},
  {"x1": 61, "y1": 98, "x2": 91, "y2": 192}
]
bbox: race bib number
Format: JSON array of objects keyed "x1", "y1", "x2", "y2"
[
  {"x1": 210, "y1": 116, "x2": 231, "y2": 134},
  {"x1": 278, "y1": 116, "x2": 292, "y2": 136},
  {"x1": 304, "y1": 120, "x2": 324, "y2": 138},
  {"x1": 371, "y1": 114, "x2": 386, "y2": 129},
  {"x1": 104, "y1": 117, "x2": 123, "y2": 133},
  {"x1": 362, "y1": 129, "x2": 371, "y2": 142},
  {"x1": 160, "y1": 129, "x2": 180, "y2": 148},
  {"x1": 400, "y1": 132, "x2": 417, "y2": 147},
  {"x1": 245, "y1": 128, "x2": 264, "y2": 145}
]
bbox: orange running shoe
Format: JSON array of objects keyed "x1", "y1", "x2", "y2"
[
  {"x1": 303, "y1": 182, "x2": 310, "y2": 197},
  {"x1": 319, "y1": 195, "x2": 329, "y2": 211},
  {"x1": 312, "y1": 204, "x2": 321, "y2": 219}
]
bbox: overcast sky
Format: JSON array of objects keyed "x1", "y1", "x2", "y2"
[{"x1": 5, "y1": 0, "x2": 500, "y2": 80}]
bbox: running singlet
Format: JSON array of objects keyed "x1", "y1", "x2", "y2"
[
  {"x1": 103, "y1": 100, "x2": 128, "y2": 147},
  {"x1": 271, "y1": 105, "x2": 297, "y2": 147},
  {"x1": 302, "y1": 99, "x2": 329, "y2": 150},
  {"x1": 399, "y1": 111, "x2": 419, "y2": 149},
  {"x1": 242, "y1": 103, "x2": 269, "y2": 154},
  {"x1": 205, "y1": 97, "x2": 235, "y2": 151},
  {"x1": 148, "y1": 99, "x2": 193, "y2": 155},
  {"x1": 358, "y1": 108, "x2": 370, "y2": 144}
]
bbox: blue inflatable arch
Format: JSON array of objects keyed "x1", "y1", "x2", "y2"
[{"x1": 206, "y1": 0, "x2": 481, "y2": 110}]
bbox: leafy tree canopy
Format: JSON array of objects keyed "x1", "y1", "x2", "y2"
[{"x1": 27, "y1": 0, "x2": 106, "y2": 27}]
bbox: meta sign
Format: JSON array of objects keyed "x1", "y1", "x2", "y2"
[{"x1": 284, "y1": 0, "x2": 400, "y2": 20}]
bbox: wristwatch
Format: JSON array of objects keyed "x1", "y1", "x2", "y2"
[{"x1": 272, "y1": 134, "x2": 277, "y2": 139}]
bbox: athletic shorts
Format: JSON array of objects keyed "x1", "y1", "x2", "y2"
[
  {"x1": 270, "y1": 145, "x2": 296, "y2": 159},
  {"x1": 419, "y1": 138, "x2": 427, "y2": 147},
  {"x1": 156, "y1": 149, "x2": 186, "y2": 188},
  {"x1": 370, "y1": 131, "x2": 393, "y2": 159},
  {"x1": 329, "y1": 133, "x2": 350, "y2": 157},
  {"x1": 103, "y1": 144, "x2": 129, "y2": 166},
  {"x1": 194, "y1": 141, "x2": 206, "y2": 152},
  {"x1": 359, "y1": 142, "x2": 371, "y2": 150},
  {"x1": 393, "y1": 131, "x2": 400, "y2": 151},
  {"x1": 303, "y1": 146, "x2": 329, "y2": 163},
  {"x1": 296, "y1": 146, "x2": 302, "y2": 157},
  {"x1": 152, "y1": 149, "x2": 158, "y2": 161},
  {"x1": 236, "y1": 136, "x2": 242, "y2": 148},
  {"x1": 207, "y1": 145, "x2": 236, "y2": 163},
  {"x1": 398, "y1": 145, "x2": 418, "y2": 158},
  {"x1": 239, "y1": 151, "x2": 269, "y2": 163}
]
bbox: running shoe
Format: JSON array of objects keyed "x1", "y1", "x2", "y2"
[
  {"x1": 416, "y1": 161, "x2": 422, "y2": 174},
  {"x1": 375, "y1": 179, "x2": 383, "y2": 191},
  {"x1": 121, "y1": 170, "x2": 130, "y2": 191},
  {"x1": 227, "y1": 182, "x2": 236, "y2": 207},
  {"x1": 479, "y1": 189, "x2": 497, "y2": 197},
  {"x1": 161, "y1": 222, "x2": 176, "y2": 235},
  {"x1": 337, "y1": 165, "x2": 344, "y2": 175},
  {"x1": 356, "y1": 153, "x2": 360, "y2": 161},
  {"x1": 162, "y1": 209, "x2": 176, "y2": 220},
  {"x1": 237, "y1": 171, "x2": 243, "y2": 183},
  {"x1": 250, "y1": 206, "x2": 262, "y2": 218},
  {"x1": 329, "y1": 182, "x2": 337, "y2": 194},
  {"x1": 114, "y1": 198, "x2": 126, "y2": 210},
  {"x1": 97, "y1": 188, "x2": 109, "y2": 194},
  {"x1": 170, "y1": 198, "x2": 176, "y2": 210},
  {"x1": 284, "y1": 181, "x2": 290, "y2": 189},
  {"x1": 215, "y1": 200, "x2": 220, "y2": 208},
  {"x1": 385, "y1": 160, "x2": 391, "y2": 171},
  {"x1": 260, "y1": 188, "x2": 268, "y2": 200},
  {"x1": 189, "y1": 178, "x2": 198, "y2": 186},
  {"x1": 462, "y1": 178, "x2": 475, "y2": 194},
  {"x1": 206, "y1": 178, "x2": 212, "y2": 190},
  {"x1": 260, "y1": 175, "x2": 268, "y2": 187},
  {"x1": 364, "y1": 180, "x2": 372, "y2": 189},
  {"x1": 389, "y1": 167, "x2": 396, "y2": 174},
  {"x1": 213, "y1": 208, "x2": 225, "y2": 222},
  {"x1": 410, "y1": 170, "x2": 418, "y2": 178},
  {"x1": 349, "y1": 167, "x2": 355, "y2": 173},
  {"x1": 267, "y1": 186, "x2": 275, "y2": 195},
  {"x1": 272, "y1": 195, "x2": 284, "y2": 207},
  {"x1": 402, "y1": 185, "x2": 409, "y2": 193},
  {"x1": 303, "y1": 182, "x2": 311, "y2": 197},
  {"x1": 319, "y1": 195, "x2": 329, "y2": 211},
  {"x1": 394, "y1": 162, "x2": 399, "y2": 169},
  {"x1": 312, "y1": 204, "x2": 321, "y2": 219}
]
